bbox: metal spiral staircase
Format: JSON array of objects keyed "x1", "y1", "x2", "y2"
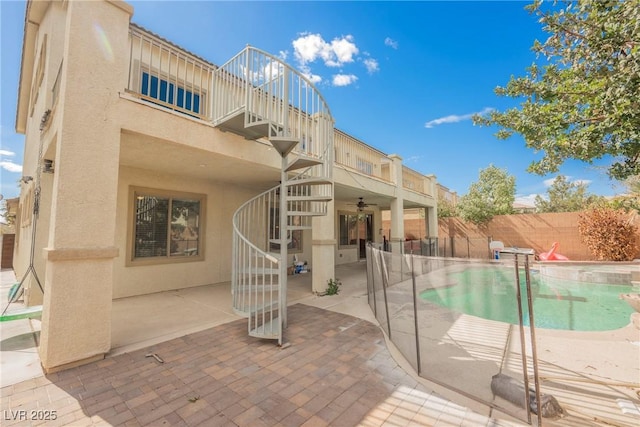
[{"x1": 212, "y1": 47, "x2": 334, "y2": 345}]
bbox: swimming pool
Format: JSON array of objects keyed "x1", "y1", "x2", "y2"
[{"x1": 420, "y1": 267, "x2": 635, "y2": 331}]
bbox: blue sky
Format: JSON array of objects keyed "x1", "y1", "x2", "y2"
[{"x1": 0, "y1": 0, "x2": 626, "y2": 204}]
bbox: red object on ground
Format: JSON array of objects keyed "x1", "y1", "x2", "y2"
[{"x1": 539, "y1": 242, "x2": 569, "y2": 261}]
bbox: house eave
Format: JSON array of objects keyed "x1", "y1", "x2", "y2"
[
  {"x1": 15, "y1": 0, "x2": 48, "y2": 134},
  {"x1": 15, "y1": 1, "x2": 133, "y2": 134}
]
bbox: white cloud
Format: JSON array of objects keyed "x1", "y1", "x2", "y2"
[
  {"x1": 329, "y1": 35, "x2": 358, "y2": 65},
  {"x1": 293, "y1": 33, "x2": 327, "y2": 64},
  {"x1": 514, "y1": 194, "x2": 538, "y2": 206},
  {"x1": 292, "y1": 33, "x2": 380, "y2": 87},
  {"x1": 255, "y1": 59, "x2": 285, "y2": 82},
  {"x1": 384, "y1": 37, "x2": 398, "y2": 49},
  {"x1": 304, "y1": 72, "x2": 323, "y2": 85},
  {"x1": 573, "y1": 179, "x2": 592, "y2": 186},
  {"x1": 363, "y1": 58, "x2": 379, "y2": 74},
  {"x1": 0, "y1": 161, "x2": 23, "y2": 173},
  {"x1": 0, "y1": 150, "x2": 15, "y2": 157},
  {"x1": 424, "y1": 107, "x2": 494, "y2": 129},
  {"x1": 332, "y1": 74, "x2": 357, "y2": 87},
  {"x1": 292, "y1": 33, "x2": 358, "y2": 68},
  {"x1": 543, "y1": 176, "x2": 592, "y2": 187},
  {"x1": 405, "y1": 155, "x2": 422, "y2": 163},
  {"x1": 299, "y1": 65, "x2": 322, "y2": 84}
]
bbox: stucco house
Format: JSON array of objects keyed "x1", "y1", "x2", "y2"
[{"x1": 13, "y1": 0, "x2": 438, "y2": 372}]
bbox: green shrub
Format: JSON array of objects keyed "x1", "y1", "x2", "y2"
[{"x1": 325, "y1": 278, "x2": 342, "y2": 295}]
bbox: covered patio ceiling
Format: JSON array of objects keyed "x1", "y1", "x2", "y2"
[
  {"x1": 119, "y1": 131, "x2": 281, "y2": 192},
  {"x1": 118, "y1": 131, "x2": 430, "y2": 211}
]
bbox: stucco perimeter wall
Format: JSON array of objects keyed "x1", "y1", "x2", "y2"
[{"x1": 385, "y1": 211, "x2": 640, "y2": 261}]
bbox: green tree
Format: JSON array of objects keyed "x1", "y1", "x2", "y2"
[
  {"x1": 0, "y1": 199, "x2": 15, "y2": 226},
  {"x1": 534, "y1": 175, "x2": 600, "y2": 212},
  {"x1": 474, "y1": 0, "x2": 640, "y2": 180},
  {"x1": 437, "y1": 196, "x2": 458, "y2": 218},
  {"x1": 458, "y1": 165, "x2": 516, "y2": 225},
  {"x1": 605, "y1": 175, "x2": 640, "y2": 212}
]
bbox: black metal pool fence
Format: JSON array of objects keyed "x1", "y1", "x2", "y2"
[
  {"x1": 365, "y1": 245, "x2": 549, "y2": 426},
  {"x1": 402, "y1": 237, "x2": 503, "y2": 259}
]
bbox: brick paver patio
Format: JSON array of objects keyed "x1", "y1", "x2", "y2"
[{"x1": 1, "y1": 304, "x2": 482, "y2": 427}]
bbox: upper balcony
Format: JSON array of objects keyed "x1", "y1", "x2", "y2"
[
  {"x1": 125, "y1": 24, "x2": 436, "y2": 200},
  {"x1": 125, "y1": 24, "x2": 215, "y2": 121}
]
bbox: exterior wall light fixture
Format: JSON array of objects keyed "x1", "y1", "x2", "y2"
[{"x1": 43, "y1": 159, "x2": 54, "y2": 173}]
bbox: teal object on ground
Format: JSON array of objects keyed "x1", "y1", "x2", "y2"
[
  {"x1": 420, "y1": 267, "x2": 634, "y2": 331},
  {"x1": 8, "y1": 283, "x2": 23, "y2": 302}
]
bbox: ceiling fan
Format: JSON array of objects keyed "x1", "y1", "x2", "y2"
[{"x1": 348, "y1": 197, "x2": 377, "y2": 211}]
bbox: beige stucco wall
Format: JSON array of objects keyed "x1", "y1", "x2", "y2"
[
  {"x1": 12, "y1": 0, "x2": 438, "y2": 371},
  {"x1": 13, "y1": 1, "x2": 69, "y2": 305},
  {"x1": 33, "y1": 0, "x2": 134, "y2": 371},
  {"x1": 115, "y1": 166, "x2": 241, "y2": 298},
  {"x1": 333, "y1": 200, "x2": 382, "y2": 265}
]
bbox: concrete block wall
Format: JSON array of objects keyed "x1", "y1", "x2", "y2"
[{"x1": 385, "y1": 211, "x2": 640, "y2": 261}]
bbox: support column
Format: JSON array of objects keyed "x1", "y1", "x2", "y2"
[
  {"x1": 427, "y1": 206, "x2": 438, "y2": 239},
  {"x1": 38, "y1": 0, "x2": 132, "y2": 372},
  {"x1": 312, "y1": 200, "x2": 335, "y2": 294},
  {"x1": 388, "y1": 154, "x2": 404, "y2": 253},
  {"x1": 426, "y1": 175, "x2": 439, "y2": 255},
  {"x1": 427, "y1": 174, "x2": 439, "y2": 238}
]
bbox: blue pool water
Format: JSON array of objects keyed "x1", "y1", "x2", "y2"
[{"x1": 420, "y1": 267, "x2": 634, "y2": 331}]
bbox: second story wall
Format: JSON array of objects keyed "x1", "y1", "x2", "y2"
[
  {"x1": 18, "y1": 1, "x2": 68, "y2": 179},
  {"x1": 17, "y1": 0, "x2": 441, "y2": 215}
]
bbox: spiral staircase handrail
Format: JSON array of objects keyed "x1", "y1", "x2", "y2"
[
  {"x1": 225, "y1": 45, "x2": 335, "y2": 342},
  {"x1": 218, "y1": 45, "x2": 334, "y2": 122},
  {"x1": 232, "y1": 184, "x2": 280, "y2": 265}
]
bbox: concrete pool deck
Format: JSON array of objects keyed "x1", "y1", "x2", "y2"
[{"x1": 371, "y1": 258, "x2": 640, "y2": 427}]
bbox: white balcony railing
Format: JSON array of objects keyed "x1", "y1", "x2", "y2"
[
  {"x1": 127, "y1": 25, "x2": 436, "y2": 198},
  {"x1": 334, "y1": 129, "x2": 391, "y2": 182},
  {"x1": 403, "y1": 166, "x2": 425, "y2": 194},
  {"x1": 127, "y1": 24, "x2": 215, "y2": 120},
  {"x1": 212, "y1": 46, "x2": 334, "y2": 181}
]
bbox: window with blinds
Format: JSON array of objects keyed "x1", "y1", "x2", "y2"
[
  {"x1": 141, "y1": 72, "x2": 201, "y2": 116},
  {"x1": 338, "y1": 212, "x2": 358, "y2": 247},
  {"x1": 130, "y1": 188, "x2": 205, "y2": 264}
]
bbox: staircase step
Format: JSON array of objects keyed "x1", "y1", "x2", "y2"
[
  {"x1": 286, "y1": 177, "x2": 332, "y2": 186},
  {"x1": 270, "y1": 136, "x2": 299, "y2": 157},
  {"x1": 236, "y1": 284, "x2": 280, "y2": 293},
  {"x1": 252, "y1": 301, "x2": 279, "y2": 314},
  {"x1": 240, "y1": 267, "x2": 280, "y2": 275},
  {"x1": 288, "y1": 225, "x2": 313, "y2": 231},
  {"x1": 233, "y1": 301, "x2": 279, "y2": 317},
  {"x1": 288, "y1": 195, "x2": 332, "y2": 202},
  {"x1": 269, "y1": 238, "x2": 292, "y2": 245},
  {"x1": 249, "y1": 316, "x2": 281, "y2": 339},
  {"x1": 286, "y1": 155, "x2": 323, "y2": 172},
  {"x1": 288, "y1": 211, "x2": 326, "y2": 217},
  {"x1": 217, "y1": 112, "x2": 273, "y2": 140}
]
